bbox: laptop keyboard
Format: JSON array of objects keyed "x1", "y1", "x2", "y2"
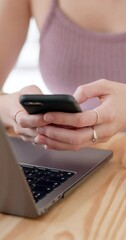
[{"x1": 20, "y1": 165, "x2": 75, "y2": 203}]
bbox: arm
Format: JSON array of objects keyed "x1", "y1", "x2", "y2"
[
  {"x1": 0, "y1": 0, "x2": 48, "y2": 144},
  {"x1": 0, "y1": 0, "x2": 31, "y2": 86},
  {"x1": 0, "y1": 0, "x2": 31, "y2": 127}
]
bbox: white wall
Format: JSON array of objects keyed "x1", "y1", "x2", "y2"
[{"x1": 2, "y1": 19, "x2": 50, "y2": 94}]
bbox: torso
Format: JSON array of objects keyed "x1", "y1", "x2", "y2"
[
  {"x1": 30, "y1": 0, "x2": 126, "y2": 34},
  {"x1": 29, "y1": 0, "x2": 126, "y2": 110}
]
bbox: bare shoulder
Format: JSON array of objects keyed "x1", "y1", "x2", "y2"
[
  {"x1": 30, "y1": 0, "x2": 52, "y2": 30},
  {"x1": 0, "y1": 0, "x2": 31, "y2": 26},
  {"x1": 0, "y1": 0, "x2": 30, "y2": 14},
  {"x1": 0, "y1": 0, "x2": 31, "y2": 37}
]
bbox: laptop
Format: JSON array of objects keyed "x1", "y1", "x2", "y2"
[{"x1": 0, "y1": 121, "x2": 113, "y2": 218}]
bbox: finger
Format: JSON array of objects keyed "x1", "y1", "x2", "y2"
[
  {"x1": 43, "y1": 109, "x2": 102, "y2": 127},
  {"x1": 20, "y1": 135, "x2": 36, "y2": 143},
  {"x1": 73, "y1": 79, "x2": 112, "y2": 104},
  {"x1": 36, "y1": 125, "x2": 112, "y2": 150},
  {"x1": 94, "y1": 122, "x2": 117, "y2": 140},
  {"x1": 38, "y1": 122, "x2": 116, "y2": 146},
  {"x1": 35, "y1": 134, "x2": 90, "y2": 151},
  {"x1": 37, "y1": 125, "x2": 93, "y2": 146},
  {"x1": 20, "y1": 85, "x2": 43, "y2": 94},
  {"x1": 44, "y1": 105, "x2": 115, "y2": 133},
  {"x1": 16, "y1": 112, "x2": 47, "y2": 128},
  {"x1": 36, "y1": 134, "x2": 76, "y2": 150},
  {"x1": 14, "y1": 125, "x2": 37, "y2": 138}
]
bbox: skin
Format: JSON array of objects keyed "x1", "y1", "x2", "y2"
[{"x1": 1, "y1": 0, "x2": 126, "y2": 150}]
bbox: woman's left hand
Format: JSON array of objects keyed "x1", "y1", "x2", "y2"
[{"x1": 35, "y1": 79, "x2": 126, "y2": 150}]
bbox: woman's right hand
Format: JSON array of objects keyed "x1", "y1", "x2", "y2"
[{"x1": 5, "y1": 85, "x2": 48, "y2": 144}]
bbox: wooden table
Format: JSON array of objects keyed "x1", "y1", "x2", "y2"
[{"x1": 1, "y1": 132, "x2": 126, "y2": 240}]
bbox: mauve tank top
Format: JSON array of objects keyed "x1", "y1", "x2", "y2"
[{"x1": 39, "y1": 0, "x2": 126, "y2": 109}]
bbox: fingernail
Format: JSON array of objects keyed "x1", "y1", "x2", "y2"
[
  {"x1": 44, "y1": 114, "x2": 54, "y2": 122},
  {"x1": 44, "y1": 145, "x2": 48, "y2": 149}
]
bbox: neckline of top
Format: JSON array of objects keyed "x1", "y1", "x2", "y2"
[{"x1": 40, "y1": 0, "x2": 126, "y2": 42}]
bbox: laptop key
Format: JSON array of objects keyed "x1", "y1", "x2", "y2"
[
  {"x1": 49, "y1": 176, "x2": 68, "y2": 183},
  {"x1": 32, "y1": 191, "x2": 47, "y2": 202},
  {"x1": 37, "y1": 179, "x2": 61, "y2": 188},
  {"x1": 33, "y1": 185, "x2": 53, "y2": 193},
  {"x1": 21, "y1": 164, "x2": 75, "y2": 202}
]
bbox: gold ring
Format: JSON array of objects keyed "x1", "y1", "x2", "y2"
[
  {"x1": 91, "y1": 127, "x2": 98, "y2": 143},
  {"x1": 13, "y1": 110, "x2": 24, "y2": 123},
  {"x1": 94, "y1": 109, "x2": 100, "y2": 125}
]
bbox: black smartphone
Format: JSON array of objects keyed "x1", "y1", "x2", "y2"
[{"x1": 19, "y1": 94, "x2": 82, "y2": 114}]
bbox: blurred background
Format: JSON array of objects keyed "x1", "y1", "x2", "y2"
[{"x1": 2, "y1": 19, "x2": 50, "y2": 94}]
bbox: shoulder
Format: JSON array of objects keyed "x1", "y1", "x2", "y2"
[
  {"x1": 0, "y1": 0, "x2": 30, "y2": 10},
  {"x1": 0, "y1": 0, "x2": 31, "y2": 20}
]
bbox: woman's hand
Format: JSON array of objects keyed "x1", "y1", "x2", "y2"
[
  {"x1": 35, "y1": 79, "x2": 126, "y2": 150},
  {"x1": 10, "y1": 85, "x2": 48, "y2": 144}
]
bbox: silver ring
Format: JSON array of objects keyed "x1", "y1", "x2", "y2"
[
  {"x1": 91, "y1": 127, "x2": 98, "y2": 143},
  {"x1": 94, "y1": 109, "x2": 100, "y2": 125}
]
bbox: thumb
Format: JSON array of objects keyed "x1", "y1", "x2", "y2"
[
  {"x1": 73, "y1": 80, "x2": 110, "y2": 104},
  {"x1": 20, "y1": 85, "x2": 43, "y2": 95}
]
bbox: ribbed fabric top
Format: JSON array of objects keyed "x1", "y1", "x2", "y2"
[{"x1": 39, "y1": 0, "x2": 126, "y2": 109}]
